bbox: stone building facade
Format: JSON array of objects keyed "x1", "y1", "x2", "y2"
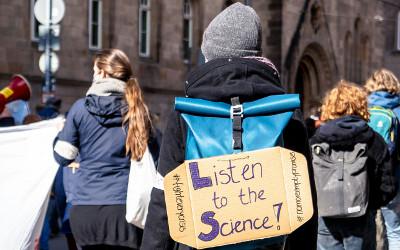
[
  {"x1": 282, "y1": 0, "x2": 400, "y2": 114},
  {"x1": 0, "y1": 0, "x2": 399, "y2": 128}
]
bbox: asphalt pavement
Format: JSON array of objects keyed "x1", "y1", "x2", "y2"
[{"x1": 48, "y1": 233, "x2": 69, "y2": 250}]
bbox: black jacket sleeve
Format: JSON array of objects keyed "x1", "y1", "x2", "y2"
[
  {"x1": 141, "y1": 111, "x2": 186, "y2": 250},
  {"x1": 368, "y1": 132, "x2": 397, "y2": 209},
  {"x1": 283, "y1": 109, "x2": 318, "y2": 250}
]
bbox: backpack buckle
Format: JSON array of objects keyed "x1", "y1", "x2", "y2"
[{"x1": 230, "y1": 104, "x2": 243, "y2": 119}]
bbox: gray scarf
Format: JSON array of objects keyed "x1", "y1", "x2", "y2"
[{"x1": 86, "y1": 78, "x2": 126, "y2": 96}]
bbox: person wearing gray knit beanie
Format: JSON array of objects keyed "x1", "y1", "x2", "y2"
[{"x1": 201, "y1": 2, "x2": 262, "y2": 61}]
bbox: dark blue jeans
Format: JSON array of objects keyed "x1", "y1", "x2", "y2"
[
  {"x1": 381, "y1": 166, "x2": 400, "y2": 250},
  {"x1": 317, "y1": 214, "x2": 371, "y2": 250}
]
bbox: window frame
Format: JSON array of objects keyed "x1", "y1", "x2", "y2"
[
  {"x1": 139, "y1": 0, "x2": 151, "y2": 57},
  {"x1": 183, "y1": 0, "x2": 193, "y2": 62},
  {"x1": 30, "y1": 0, "x2": 40, "y2": 41},
  {"x1": 88, "y1": 0, "x2": 103, "y2": 50},
  {"x1": 396, "y1": 11, "x2": 400, "y2": 51}
]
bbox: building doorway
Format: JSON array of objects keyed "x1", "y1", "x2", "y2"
[{"x1": 295, "y1": 43, "x2": 332, "y2": 117}]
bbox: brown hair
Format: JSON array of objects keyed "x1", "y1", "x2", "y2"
[
  {"x1": 94, "y1": 49, "x2": 151, "y2": 160},
  {"x1": 320, "y1": 80, "x2": 369, "y2": 122},
  {"x1": 23, "y1": 114, "x2": 42, "y2": 125},
  {"x1": 364, "y1": 68, "x2": 400, "y2": 94}
]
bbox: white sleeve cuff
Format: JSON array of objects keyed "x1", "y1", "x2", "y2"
[{"x1": 54, "y1": 140, "x2": 78, "y2": 160}]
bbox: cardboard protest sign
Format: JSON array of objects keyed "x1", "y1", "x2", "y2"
[{"x1": 164, "y1": 147, "x2": 313, "y2": 249}]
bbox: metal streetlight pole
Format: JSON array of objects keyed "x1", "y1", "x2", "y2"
[{"x1": 43, "y1": 0, "x2": 53, "y2": 102}]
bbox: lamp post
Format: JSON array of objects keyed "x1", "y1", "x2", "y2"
[
  {"x1": 43, "y1": 0, "x2": 53, "y2": 101},
  {"x1": 34, "y1": 0, "x2": 65, "y2": 103}
]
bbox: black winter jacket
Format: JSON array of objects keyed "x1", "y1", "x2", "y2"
[
  {"x1": 141, "y1": 58, "x2": 318, "y2": 250},
  {"x1": 310, "y1": 115, "x2": 397, "y2": 210}
]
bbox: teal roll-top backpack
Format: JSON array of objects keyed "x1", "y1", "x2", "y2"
[{"x1": 174, "y1": 94, "x2": 300, "y2": 250}]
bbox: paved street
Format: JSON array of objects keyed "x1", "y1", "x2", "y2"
[{"x1": 49, "y1": 234, "x2": 68, "y2": 250}]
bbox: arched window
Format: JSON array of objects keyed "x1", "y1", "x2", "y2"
[
  {"x1": 344, "y1": 32, "x2": 352, "y2": 80},
  {"x1": 30, "y1": 0, "x2": 40, "y2": 41},
  {"x1": 183, "y1": 0, "x2": 192, "y2": 62},
  {"x1": 139, "y1": 0, "x2": 151, "y2": 57},
  {"x1": 353, "y1": 18, "x2": 362, "y2": 83},
  {"x1": 89, "y1": 0, "x2": 103, "y2": 50},
  {"x1": 361, "y1": 35, "x2": 370, "y2": 81},
  {"x1": 396, "y1": 11, "x2": 400, "y2": 50}
]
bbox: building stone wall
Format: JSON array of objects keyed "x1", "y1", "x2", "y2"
[
  {"x1": 381, "y1": 0, "x2": 400, "y2": 73},
  {"x1": 277, "y1": 0, "x2": 399, "y2": 114},
  {"x1": 0, "y1": 0, "x2": 399, "y2": 128}
]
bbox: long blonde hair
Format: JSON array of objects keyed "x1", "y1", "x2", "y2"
[
  {"x1": 320, "y1": 80, "x2": 369, "y2": 122},
  {"x1": 364, "y1": 68, "x2": 400, "y2": 94},
  {"x1": 94, "y1": 49, "x2": 151, "y2": 160},
  {"x1": 124, "y1": 78, "x2": 151, "y2": 160}
]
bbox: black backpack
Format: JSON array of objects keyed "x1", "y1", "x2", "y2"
[{"x1": 311, "y1": 142, "x2": 369, "y2": 218}]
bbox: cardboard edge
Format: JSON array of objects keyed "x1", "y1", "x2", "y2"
[
  {"x1": 164, "y1": 163, "x2": 197, "y2": 248},
  {"x1": 279, "y1": 147, "x2": 294, "y2": 232},
  {"x1": 280, "y1": 147, "x2": 314, "y2": 232}
]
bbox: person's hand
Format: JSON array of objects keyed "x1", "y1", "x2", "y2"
[
  {"x1": 34, "y1": 238, "x2": 39, "y2": 250},
  {"x1": 68, "y1": 162, "x2": 79, "y2": 173},
  {"x1": 0, "y1": 107, "x2": 11, "y2": 118}
]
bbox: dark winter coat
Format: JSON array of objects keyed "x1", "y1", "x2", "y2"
[
  {"x1": 141, "y1": 58, "x2": 318, "y2": 250},
  {"x1": 53, "y1": 94, "x2": 131, "y2": 205},
  {"x1": 310, "y1": 115, "x2": 397, "y2": 210},
  {"x1": 0, "y1": 117, "x2": 15, "y2": 127}
]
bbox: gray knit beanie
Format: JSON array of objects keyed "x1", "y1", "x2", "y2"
[{"x1": 201, "y1": 3, "x2": 262, "y2": 61}]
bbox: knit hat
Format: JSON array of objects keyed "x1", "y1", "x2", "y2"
[{"x1": 201, "y1": 3, "x2": 262, "y2": 61}]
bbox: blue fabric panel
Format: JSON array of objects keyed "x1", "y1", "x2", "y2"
[
  {"x1": 182, "y1": 114, "x2": 233, "y2": 160},
  {"x1": 242, "y1": 112, "x2": 293, "y2": 151},
  {"x1": 182, "y1": 111, "x2": 293, "y2": 160},
  {"x1": 243, "y1": 94, "x2": 299, "y2": 116},
  {"x1": 176, "y1": 98, "x2": 230, "y2": 117}
]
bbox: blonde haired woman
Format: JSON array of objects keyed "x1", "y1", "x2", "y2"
[
  {"x1": 365, "y1": 69, "x2": 400, "y2": 250},
  {"x1": 310, "y1": 80, "x2": 396, "y2": 250},
  {"x1": 365, "y1": 69, "x2": 400, "y2": 96},
  {"x1": 53, "y1": 49, "x2": 159, "y2": 250}
]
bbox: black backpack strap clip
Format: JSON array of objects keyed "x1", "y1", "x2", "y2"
[{"x1": 231, "y1": 97, "x2": 243, "y2": 150}]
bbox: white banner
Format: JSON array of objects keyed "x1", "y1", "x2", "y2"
[{"x1": 0, "y1": 117, "x2": 64, "y2": 250}]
